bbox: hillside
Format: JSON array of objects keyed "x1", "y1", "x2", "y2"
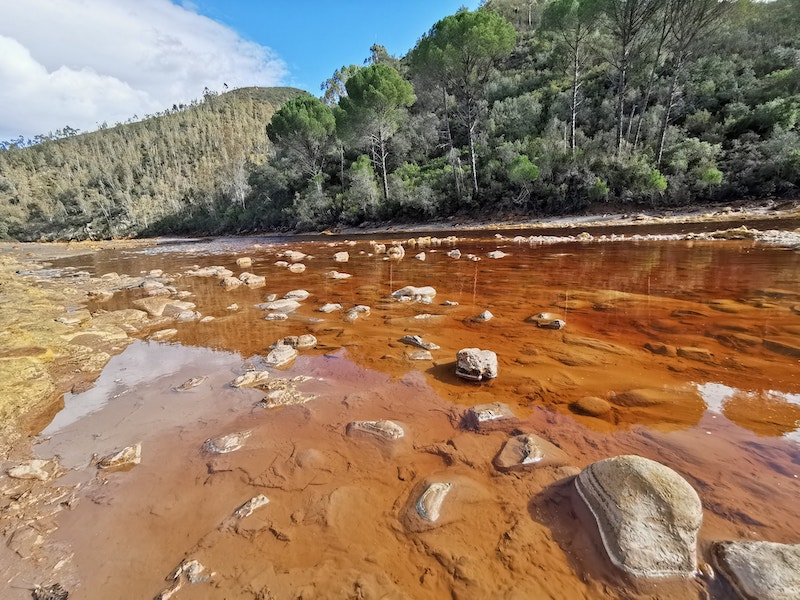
[{"x1": 0, "y1": 87, "x2": 303, "y2": 240}]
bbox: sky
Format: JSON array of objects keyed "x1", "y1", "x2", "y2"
[{"x1": 0, "y1": 0, "x2": 481, "y2": 142}]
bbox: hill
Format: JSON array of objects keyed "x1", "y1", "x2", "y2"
[{"x1": 0, "y1": 87, "x2": 303, "y2": 240}]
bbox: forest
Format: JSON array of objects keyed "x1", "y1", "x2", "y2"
[{"x1": 0, "y1": 0, "x2": 798, "y2": 240}]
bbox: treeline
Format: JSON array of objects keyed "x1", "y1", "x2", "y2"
[
  {"x1": 2, "y1": 0, "x2": 799, "y2": 240},
  {"x1": 0, "y1": 87, "x2": 301, "y2": 240},
  {"x1": 254, "y1": 0, "x2": 800, "y2": 230}
]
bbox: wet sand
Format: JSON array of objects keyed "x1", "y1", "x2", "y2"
[{"x1": 1, "y1": 216, "x2": 799, "y2": 599}]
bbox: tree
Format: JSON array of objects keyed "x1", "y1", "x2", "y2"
[
  {"x1": 599, "y1": 0, "x2": 661, "y2": 154},
  {"x1": 542, "y1": 0, "x2": 601, "y2": 157},
  {"x1": 336, "y1": 64, "x2": 415, "y2": 202},
  {"x1": 411, "y1": 9, "x2": 516, "y2": 197},
  {"x1": 321, "y1": 64, "x2": 361, "y2": 107},
  {"x1": 266, "y1": 94, "x2": 336, "y2": 192}
]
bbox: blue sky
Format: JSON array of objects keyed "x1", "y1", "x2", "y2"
[
  {"x1": 0, "y1": 0, "x2": 480, "y2": 140},
  {"x1": 188, "y1": 0, "x2": 482, "y2": 93}
]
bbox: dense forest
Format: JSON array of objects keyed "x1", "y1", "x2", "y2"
[{"x1": 1, "y1": 0, "x2": 799, "y2": 240}]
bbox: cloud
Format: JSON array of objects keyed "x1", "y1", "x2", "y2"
[{"x1": 0, "y1": 0, "x2": 287, "y2": 140}]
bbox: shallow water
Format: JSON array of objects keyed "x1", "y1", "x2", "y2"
[{"x1": 18, "y1": 236, "x2": 800, "y2": 598}]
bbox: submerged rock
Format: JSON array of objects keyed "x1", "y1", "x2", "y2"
[
  {"x1": 455, "y1": 348, "x2": 498, "y2": 381},
  {"x1": 97, "y1": 442, "x2": 142, "y2": 470},
  {"x1": 493, "y1": 433, "x2": 570, "y2": 472},
  {"x1": 265, "y1": 344, "x2": 298, "y2": 367},
  {"x1": 570, "y1": 396, "x2": 612, "y2": 417},
  {"x1": 462, "y1": 402, "x2": 516, "y2": 432},
  {"x1": 713, "y1": 540, "x2": 800, "y2": 600},
  {"x1": 344, "y1": 305, "x2": 371, "y2": 322},
  {"x1": 231, "y1": 371, "x2": 270, "y2": 388},
  {"x1": 273, "y1": 334, "x2": 317, "y2": 350},
  {"x1": 391, "y1": 285, "x2": 436, "y2": 303},
  {"x1": 574, "y1": 455, "x2": 703, "y2": 578},
  {"x1": 174, "y1": 376, "x2": 208, "y2": 391},
  {"x1": 346, "y1": 419, "x2": 405, "y2": 441},
  {"x1": 203, "y1": 431, "x2": 250, "y2": 454}
]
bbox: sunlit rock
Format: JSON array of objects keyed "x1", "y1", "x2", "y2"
[
  {"x1": 264, "y1": 313, "x2": 288, "y2": 321},
  {"x1": 259, "y1": 298, "x2": 301, "y2": 313},
  {"x1": 97, "y1": 442, "x2": 142, "y2": 470},
  {"x1": 406, "y1": 349, "x2": 433, "y2": 360},
  {"x1": 472, "y1": 310, "x2": 493, "y2": 322},
  {"x1": 493, "y1": 433, "x2": 569, "y2": 472},
  {"x1": 231, "y1": 370, "x2": 270, "y2": 388},
  {"x1": 319, "y1": 303, "x2": 343, "y2": 313},
  {"x1": 528, "y1": 312, "x2": 566, "y2": 329},
  {"x1": 219, "y1": 276, "x2": 243, "y2": 289},
  {"x1": 713, "y1": 541, "x2": 800, "y2": 600},
  {"x1": 283, "y1": 289, "x2": 310, "y2": 300},
  {"x1": 186, "y1": 266, "x2": 233, "y2": 278},
  {"x1": 236, "y1": 257, "x2": 252, "y2": 268},
  {"x1": 333, "y1": 251, "x2": 349, "y2": 263},
  {"x1": 288, "y1": 263, "x2": 306, "y2": 273},
  {"x1": 387, "y1": 244, "x2": 405, "y2": 259},
  {"x1": 232, "y1": 494, "x2": 270, "y2": 519},
  {"x1": 272, "y1": 334, "x2": 317, "y2": 350},
  {"x1": 7, "y1": 459, "x2": 52, "y2": 481},
  {"x1": 391, "y1": 285, "x2": 436, "y2": 303},
  {"x1": 574, "y1": 455, "x2": 702, "y2": 578},
  {"x1": 325, "y1": 270, "x2": 351, "y2": 279},
  {"x1": 238, "y1": 272, "x2": 265, "y2": 287},
  {"x1": 344, "y1": 305, "x2": 371, "y2": 322},
  {"x1": 203, "y1": 431, "x2": 250, "y2": 454},
  {"x1": 447, "y1": 249, "x2": 461, "y2": 259},
  {"x1": 265, "y1": 344, "x2": 298, "y2": 367},
  {"x1": 283, "y1": 250, "x2": 306, "y2": 262},
  {"x1": 415, "y1": 252, "x2": 426, "y2": 261},
  {"x1": 149, "y1": 328, "x2": 178, "y2": 342},
  {"x1": 399, "y1": 334, "x2": 440, "y2": 351},
  {"x1": 487, "y1": 250, "x2": 508, "y2": 259},
  {"x1": 455, "y1": 348, "x2": 498, "y2": 381},
  {"x1": 416, "y1": 482, "x2": 451, "y2": 522}
]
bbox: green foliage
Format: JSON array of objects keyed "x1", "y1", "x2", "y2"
[
  {"x1": 700, "y1": 167, "x2": 723, "y2": 185},
  {"x1": 589, "y1": 178, "x2": 610, "y2": 201},
  {"x1": 508, "y1": 155, "x2": 540, "y2": 185}
]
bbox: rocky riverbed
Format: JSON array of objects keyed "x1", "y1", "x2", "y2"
[{"x1": 1, "y1": 205, "x2": 799, "y2": 599}]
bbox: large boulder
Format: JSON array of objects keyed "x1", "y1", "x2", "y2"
[
  {"x1": 455, "y1": 348, "x2": 498, "y2": 381},
  {"x1": 574, "y1": 455, "x2": 702, "y2": 578},
  {"x1": 713, "y1": 541, "x2": 800, "y2": 600}
]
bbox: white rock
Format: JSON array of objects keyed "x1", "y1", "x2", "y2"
[{"x1": 333, "y1": 251, "x2": 349, "y2": 263}]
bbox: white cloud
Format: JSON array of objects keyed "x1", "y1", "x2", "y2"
[{"x1": 0, "y1": 0, "x2": 287, "y2": 141}]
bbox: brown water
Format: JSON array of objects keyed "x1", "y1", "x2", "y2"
[{"x1": 14, "y1": 236, "x2": 800, "y2": 598}]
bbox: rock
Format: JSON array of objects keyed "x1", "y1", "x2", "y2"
[
  {"x1": 133, "y1": 297, "x2": 196, "y2": 318},
  {"x1": 462, "y1": 402, "x2": 516, "y2": 431},
  {"x1": 344, "y1": 305, "x2": 371, "y2": 322},
  {"x1": 415, "y1": 252, "x2": 426, "y2": 261},
  {"x1": 570, "y1": 396, "x2": 612, "y2": 417},
  {"x1": 493, "y1": 433, "x2": 569, "y2": 472},
  {"x1": 319, "y1": 303, "x2": 343, "y2": 313},
  {"x1": 56, "y1": 309, "x2": 91, "y2": 325},
  {"x1": 391, "y1": 285, "x2": 437, "y2": 303},
  {"x1": 265, "y1": 344, "x2": 298, "y2": 367},
  {"x1": 407, "y1": 349, "x2": 433, "y2": 360},
  {"x1": 174, "y1": 376, "x2": 207, "y2": 391},
  {"x1": 264, "y1": 312, "x2": 289, "y2": 321},
  {"x1": 346, "y1": 420, "x2": 405, "y2": 441},
  {"x1": 325, "y1": 270, "x2": 351, "y2": 279},
  {"x1": 7, "y1": 459, "x2": 52, "y2": 481},
  {"x1": 416, "y1": 482, "x2": 451, "y2": 522},
  {"x1": 644, "y1": 342, "x2": 678, "y2": 357},
  {"x1": 273, "y1": 334, "x2": 317, "y2": 350},
  {"x1": 259, "y1": 298, "x2": 301, "y2": 313},
  {"x1": 232, "y1": 494, "x2": 270, "y2": 519},
  {"x1": 472, "y1": 310, "x2": 493, "y2": 322},
  {"x1": 226, "y1": 304, "x2": 239, "y2": 311},
  {"x1": 258, "y1": 376, "x2": 316, "y2": 408},
  {"x1": 97, "y1": 442, "x2": 142, "y2": 470},
  {"x1": 274, "y1": 260, "x2": 289, "y2": 268},
  {"x1": 203, "y1": 431, "x2": 250, "y2": 454},
  {"x1": 487, "y1": 250, "x2": 508, "y2": 259},
  {"x1": 283, "y1": 250, "x2": 306, "y2": 262},
  {"x1": 442, "y1": 300, "x2": 459, "y2": 306},
  {"x1": 220, "y1": 276, "x2": 243, "y2": 289},
  {"x1": 455, "y1": 348, "x2": 498, "y2": 381},
  {"x1": 200, "y1": 316, "x2": 215, "y2": 323},
  {"x1": 88, "y1": 289, "x2": 114, "y2": 302},
  {"x1": 677, "y1": 346, "x2": 714, "y2": 363},
  {"x1": 187, "y1": 266, "x2": 233, "y2": 278},
  {"x1": 284, "y1": 289, "x2": 310, "y2": 300},
  {"x1": 387, "y1": 245, "x2": 405, "y2": 259},
  {"x1": 447, "y1": 249, "x2": 461, "y2": 259},
  {"x1": 236, "y1": 257, "x2": 252, "y2": 268},
  {"x1": 333, "y1": 251, "x2": 349, "y2": 263},
  {"x1": 231, "y1": 371, "x2": 270, "y2": 388},
  {"x1": 149, "y1": 328, "x2": 178, "y2": 342},
  {"x1": 713, "y1": 541, "x2": 800, "y2": 600},
  {"x1": 574, "y1": 455, "x2": 703, "y2": 577},
  {"x1": 529, "y1": 312, "x2": 566, "y2": 329},
  {"x1": 288, "y1": 263, "x2": 306, "y2": 273},
  {"x1": 31, "y1": 583, "x2": 69, "y2": 600},
  {"x1": 175, "y1": 310, "x2": 201, "y2": 322},
  {"x1": 239, "y1": 272, "x2": 266, "y2": 287},
  {"x1": 370, "y1": 242, "x2": 386, "y2": 254},
  {"x1": 399, "y1": 335, "x2": 440, "y2": 351}
]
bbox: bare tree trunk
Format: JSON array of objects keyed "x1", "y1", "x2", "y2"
[
  {"x1": 443, "y1": 87, "x2": 462, "y2": 199},
  {"x1": 615, "y1": 63, "x2": 627, "y2": 154},
  {"x1": 467, "y1": 121, "x2": 479, "y2": 197},
  {"x1": 657, "y1": 66, "x2": 681, "y2": 168},
  {"x1": 378, "y1": 129, "x2": 389, "y2": 202},
  {"x1": 570, "y1": 36, "x2": 580, "y2": 157}
]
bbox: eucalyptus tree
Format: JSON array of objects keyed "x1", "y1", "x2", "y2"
[
  {"x1": 542, "y1": 0, "x2": 601, "y2": 157},
  {"x1": 336, "y1": 63, "x2": 415, "y2": 202},
  {"x1": 411, "y1": 9, "x2": 516, "y2": 197},
  {"x1": 320, "y1": 65, "x2": 361, "y2": 107},
  {"x1": 266, "y1": 94, "x2": 336, "y2": 192}
]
